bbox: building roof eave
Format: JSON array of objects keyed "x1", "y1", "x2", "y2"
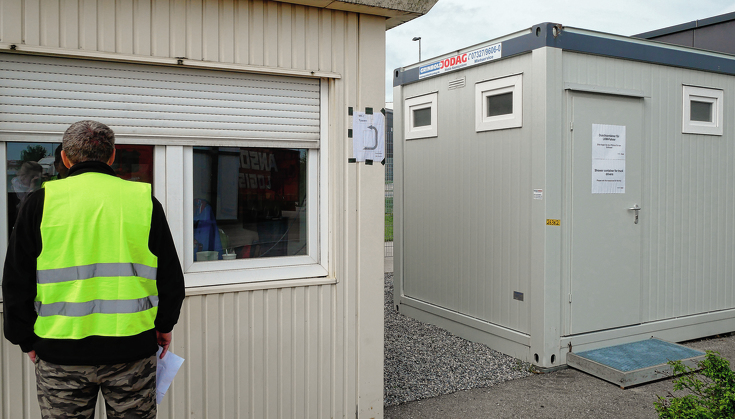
[{"x1": 278, "y1": 0, "x2": 439, "y2": 29}]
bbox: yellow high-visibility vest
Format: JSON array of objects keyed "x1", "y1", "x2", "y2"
[{"x1": 35, "y1": 172, "x2": 158, "y2": 340}]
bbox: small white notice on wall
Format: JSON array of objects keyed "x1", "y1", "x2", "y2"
[
  {"x1": 591, "y1": 124, "x2": 626, "y2": 194},
  {"x1": 353, "y1": 112, "x2": 385, "y2": 162}
]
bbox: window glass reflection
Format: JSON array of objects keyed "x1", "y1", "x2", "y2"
[
  {"x1": 690, "y1": 100, "x2": 713, "y2": 122},
  {"x1": 6, "y1": 143, "x2": 153, "y2": 239},
  {"x1": 7, "y1": 142, "x2": 61, "y2": 236},
  {"x1": 193, "y1": 147, "x2": 307, "y2": 262},
  {"x1": 487, "y1": 92, "x2": 513, "y2": 117},
  {"x1": 111, "y1": 145, "x2": 154, "y2": 183},
  {"x1": 413, "y1": 107, "x2": 432, "y2": 127}
]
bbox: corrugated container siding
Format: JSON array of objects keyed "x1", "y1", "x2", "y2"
[
  {"x1": 162, "y1": 287, "x2": 335, "y2": 419},
  {"x1": 0, "y1": 0, "x2": 385, "y2": 417},
  {"x1": 402, "y1": 53, "x2": 533, "y2": 335},
  {"x1": 1, "y1": 285, "x2": 334, "y2": 419},
  {"x1": 562, "y1": 52, "x2": 735, "y2": 324},
  {"x1": 0, "y1": 0, "x2": 336, "y2": 73}
]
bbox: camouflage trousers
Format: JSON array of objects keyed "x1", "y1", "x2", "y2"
[{"x1": 35, "y1": 355, "x2": 157, "y2": 419}]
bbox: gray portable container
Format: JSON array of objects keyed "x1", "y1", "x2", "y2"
[{"x1": 393, "y1": 23, "x2": 735, "y2": 369}]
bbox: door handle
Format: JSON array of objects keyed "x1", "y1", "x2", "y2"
[{"x1": 628, "y1": 205, "x2": 641, "y2": 224}]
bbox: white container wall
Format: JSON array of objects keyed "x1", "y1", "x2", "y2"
[
  {"x1": 0, "y1": 0, "x2": 391, "y2": 417},
  {"x1": 400, "y1": 53, "x2": 534, "y2": 336},
  {"x1": 560, "y1": 51, "x2": 735, "y2": 327}
]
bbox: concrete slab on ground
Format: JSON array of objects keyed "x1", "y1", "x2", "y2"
[{"x1": 567, "y1": 338, "x2": 705, "y2": 389}]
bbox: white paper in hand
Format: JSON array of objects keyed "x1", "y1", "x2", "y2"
[{"x1": 156, "y1": 347, "x2": 185, "y2": 404}]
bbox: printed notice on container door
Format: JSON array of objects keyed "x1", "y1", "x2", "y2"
[{"x1": 591, "y1": 124, "x2": 626, "y2": 194}]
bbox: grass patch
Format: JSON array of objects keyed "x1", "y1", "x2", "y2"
[
  {"x1": 385, "y1": 196, "x2": 394, "y2": 242},
  {"x1": 385, "y1": 215, "x2": 393, "y2": 242}
]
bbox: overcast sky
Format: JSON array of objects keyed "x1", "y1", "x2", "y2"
[{"x1": 386, "y1": 0, "x2": 735, "y2": 102}]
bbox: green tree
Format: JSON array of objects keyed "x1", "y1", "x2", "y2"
[
  {"x1": 20, "y1": 144, "x2": 48, "y2": 162},
  {"x1": 655, "y1": 351, "x2": 735, "y2": 418}
]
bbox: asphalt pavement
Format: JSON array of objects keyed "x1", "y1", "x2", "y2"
[{"x1": 384, "y1": 333, "x2": 735, "y2": 419}]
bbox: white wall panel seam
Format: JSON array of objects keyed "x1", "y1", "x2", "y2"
[
  {"x1": 0, "y1": 0, "x2": 23, "y2": 44},
  {"x1": 278, "y1": 2, "x2": 292, "y2": 69},
  {"x1": 248, "y1": 0, "x2": 263, "y2": 66},
  {"x1": 25, "y1": 0, "x2": 40, "y2": 46}
]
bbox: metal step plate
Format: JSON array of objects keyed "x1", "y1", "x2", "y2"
[{"x1": 567, "y1": 338, "x2": 705, "y2": 388}]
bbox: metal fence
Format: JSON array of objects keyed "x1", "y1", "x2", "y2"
[
  {"x1": 385, "y1": 108, "x2": 394, "y2": 258},
  {"x1": 385, "y1": 182, "x2": 393, "y2": 257}
]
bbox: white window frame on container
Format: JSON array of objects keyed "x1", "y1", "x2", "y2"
[
  {"x1": 475, "y1": 74, "x2": 523, "y2": 132},
  {"x1": 0, "y1": 143, "x2": 7, "y2": 302},
  {"x1": 0, "y1": 53, "x2": 331, "y2": 292},
  {"x1": 180, "y1": 82, "x2": 330, "y2": 288},
  {"x1": 405, "y1": 92, "x2": 438, "y2": 140},
  {"x1": 682, "y1": 85, "x2": 724, "y2": 136}
]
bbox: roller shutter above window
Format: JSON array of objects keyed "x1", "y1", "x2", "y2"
[{"x1": 0, "y1": 53, "x2": 320, "y2": 148}]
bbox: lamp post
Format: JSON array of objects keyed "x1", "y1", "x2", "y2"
[{"x1": 412, "y1": 37, "x2": 422, "y2": 62}]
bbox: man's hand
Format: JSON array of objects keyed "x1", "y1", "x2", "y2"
[
  {"x1": 28, "y1": 350, "x2": 37, "y2": 363},
  {"x1": 156, "y1": 331, "x2": 172, "y2": 359}
]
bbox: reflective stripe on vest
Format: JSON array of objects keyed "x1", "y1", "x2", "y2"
[
  {"x1": 35, "y1": 172, "x2": 158, "y2": 340},
  {"x1": 37, "y1": 263, "x2": 157, "y2": 284},
  {"x1": 35, "y1": 296, "x2": 159, "y2": 317}
]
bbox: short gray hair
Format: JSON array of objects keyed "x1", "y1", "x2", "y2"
[{"x1": 62, "y1": 120, "x2": 115, "y2": 164}]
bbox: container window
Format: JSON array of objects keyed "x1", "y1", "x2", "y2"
[
  {"x1": 690, "y1": 100, "x2": 712, "y2": 122},
  {"x1": 476, "y1": 74, "x2": 523, "y2": 132},
  {"x1": 405, "y1": 92, "x2": 438, "y2": 140},
  {"x1": 683, "y1": 85, "x2": 723, "y2": 136},
  {"x1": 413, "y1": 108, "x2": 432, "y2": 127},
  {"x1": 182, "y1": 143, "x2": 326, "y2": 287},
  {"x1": 191, "y1": 147, "x2": 307, "y2": 262},
  {"x1": 487, "y1": 92, "x2": 514, "y2": 117},
  {"x1": 6, "y1": 143, "x2": 153, "y2": 240}
]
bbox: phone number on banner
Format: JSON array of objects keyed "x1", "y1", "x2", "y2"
[{"x1": 418, "y1": 42, "x2": 502, "y2": 79}]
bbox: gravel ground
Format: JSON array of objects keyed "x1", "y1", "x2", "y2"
[{"x1": 384, "y1": 273, "x2": 533, "y2": 407}]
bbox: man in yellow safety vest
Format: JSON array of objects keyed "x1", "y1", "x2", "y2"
[{"x1": 3, "y1": 120, "x2": 185, "y2": 418}]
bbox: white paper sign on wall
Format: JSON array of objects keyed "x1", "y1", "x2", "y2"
[
  {"x1": 353, "y1": 112, "x2": 385, "y2": 162},
  {"x1": 591, "y1": 124, "x2": 626, "y2": 194}
]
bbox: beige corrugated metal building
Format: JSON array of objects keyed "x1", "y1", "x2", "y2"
[
  {"x1": 394, "y1": 23, "x2": 735, "y2": 370},
  {"x1": 0, "y1": 1, "x2": 438, "y2": 417}
]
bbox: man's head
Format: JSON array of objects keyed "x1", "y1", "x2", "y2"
[{"x1": 61, "y1": 120, "x2": 116, "y2": 167}]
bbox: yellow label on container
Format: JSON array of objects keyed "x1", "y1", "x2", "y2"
[{"x1": 546, "y1": 219, "x2": 561, "y2": 226}]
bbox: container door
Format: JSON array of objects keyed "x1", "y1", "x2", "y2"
[{"x1": 569, "y1": 92, "x2": 643, "y2": 335}]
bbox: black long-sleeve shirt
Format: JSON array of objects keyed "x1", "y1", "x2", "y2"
[{"x1": 2, "y1": 161, "x2": 185, "y2": 365}]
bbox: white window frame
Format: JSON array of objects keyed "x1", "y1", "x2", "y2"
[
  {"x1": 180, "y1": 82, "x2": 329, "y2": 288},
  {"x1": 405, "y1": 92, "x2": 438, "y2": 140},
  {"x1": 0, "y1": 88, "x2": 330, "y2": 293},
  {"x1": 682, "y1": 85, "x2": 724, "y2": 136},
  {"x1": 0, "y1": 143, "x2": 6, "y2": 302},
  {"x1": 475, "y1": 74, "x2": 523, "y2": 132}
]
